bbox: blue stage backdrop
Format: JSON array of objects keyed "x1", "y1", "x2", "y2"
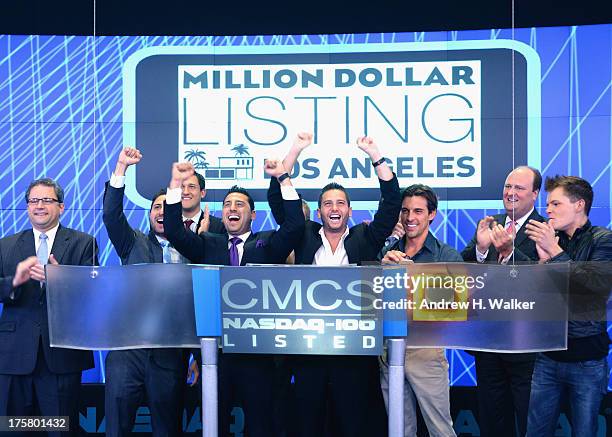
[{"x1": 0, "y1": 24, "x2": 610, "y2": 387}]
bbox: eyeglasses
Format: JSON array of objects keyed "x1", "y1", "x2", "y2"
[{"x1": 27, "y1": 198, "x2": 60, "y2": 205}]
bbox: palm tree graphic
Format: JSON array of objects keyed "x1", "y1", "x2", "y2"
[
  {"x1": 184, "y1": 149, "x2": 209, "y2": 169},
  {"x1": 231, "y1": 144, "x2": 250, "y2": 157}
]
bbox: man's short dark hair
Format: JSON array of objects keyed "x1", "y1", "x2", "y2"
[
  {"x1": 516, "y1": 166, "x2": 542, "y2": 192},
  {"x1": 150, "y1": 188, "x2": 167, "y2": 211},
  {"x1": 224, "y1": 185, "x2": 255, "y2": 211},
  {"x1": 194, "y1": 172, "x2": 206, "y2": 191},
  {"x1": 318, "y1": 182, "x2": 350, "y2": 208},
  {"x1": 25, "y1": 178, "x2": 64, "y2": 204},
  {"x1": 401, "y1": 184, "x2": 438, "y2": 214},
  {"x1": 545, "y1": 175, "x2": 593, "y2": 215}
]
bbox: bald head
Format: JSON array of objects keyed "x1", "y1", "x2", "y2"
[{"x1": 502, "y1": 166, "x2": 541, "y2": 219}]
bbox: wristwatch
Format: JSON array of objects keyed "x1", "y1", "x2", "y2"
[
  {"x1": 372, "y1": 157, "x2": 386, "y2": 168},
  {"x1": 277, "y1": 172, "x2": 290, "y2": 183}
]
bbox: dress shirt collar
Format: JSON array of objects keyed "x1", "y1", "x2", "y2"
[
  {"x1": 227, "y1": 231, "x2": 251, "y2": 245},
  {"x1": 33, "y1": 224, "x2": 60, "y2": 252},
  {"x1": 314, "y1": 226, "x2": 350, "y2": 266},
  {"x1": 505, "y1": 207, "x2": 534, "y2": 230}
]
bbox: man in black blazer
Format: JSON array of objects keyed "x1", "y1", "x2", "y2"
[
  {"x1": 271, "y1": 133, "x2": 401, "y2": 437},
  {"x1": 103, "y1": 147, "x2": 204, "y2": 437},
  {"x1": 0, "y1": 178, "x2": 97, "y2": 436},
  {"x1": 461, "y1": 166, "x2": 545, "y2": 437},
  {"x1": 164, "y1": 159, "x2": 305, "y2": 437}
]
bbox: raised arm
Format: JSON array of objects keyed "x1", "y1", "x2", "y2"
[
  {"x1": 164, "y1": 162, "x2": 208, "y2": 263},
  {"x1": 103, "y1": 147, "x2": 142, "y2": 259},
  {"x1": 358, "y1": 137, "x2": 401, "y2": 248},
  {"x1": 356, "y1": 136, "x2": 393, "y2": 181},
  {"x1": 270, "y1": 133, "x2": 313, "y2": 226},
  {"x1": 281, "y1": 132, "x2": 313, "y2": 178},
  {"x1": 264, "y1": 158, "x2": 305, "y2": 262}
]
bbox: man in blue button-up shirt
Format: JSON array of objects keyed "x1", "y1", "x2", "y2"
[{"x1": 379, "y1": 184, "x2": 462, "y2": 437}]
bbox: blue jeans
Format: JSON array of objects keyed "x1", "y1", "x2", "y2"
[{"x1": 526, "y1": 353, "x2": 607, "y2": 437}]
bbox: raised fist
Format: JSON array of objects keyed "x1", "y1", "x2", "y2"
[
  {"x1": 356, "y1": 136, "x2": 381, "y2": 159},
  {"x1": 264, "y1": 158, "x2": 287, "y2": 178},
  {"x1": 170, "y1": 162, "x2": 195, "y2": 188},
  {"x1": 118, "y1": 147, "x2": 142, "y2": 167},
  {"x1": 293, "y1": 132, "x2": 313, "y2": 151}
]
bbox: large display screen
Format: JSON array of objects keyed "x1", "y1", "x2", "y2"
[{"x1": 0, "y1": 24, "x2": 610, "y2": 387}]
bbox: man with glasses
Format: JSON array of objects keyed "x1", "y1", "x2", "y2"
[{"x1": 0, "y1": 178, "x2": 98, "y2": 436}]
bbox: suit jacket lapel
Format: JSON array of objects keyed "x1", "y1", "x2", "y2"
[
  {"x1": 50, "y1": 225, "x2": 70, "y2": 263},
  {"x1": 303, "y1": 226, "x2": 323, "y2": 264},
  {"x1": 344, "y1": 232, "x2": 360, "y2": 265},
  {"x1": 195, "y1": 211, "x2": 205, "y2": 234},
  {"x1": 240, "y1": 233, "x2": 257, "y2": 266},
  {"x1": 17, "y1": 230, "x2": 36, "y2": 260},
  {"x1": 148, "y1": 231, "x2": 163, "y2": 263},
  {"x1": 515, "y1": 209, "x2": 541, "y2": 248}
]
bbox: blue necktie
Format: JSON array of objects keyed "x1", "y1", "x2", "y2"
[
  {"x1": 229, "y1": 237, "x2": 242, "y2": 266},
  {"x1": 38, "y1": 233, "x2": 49, "y2": 266}
]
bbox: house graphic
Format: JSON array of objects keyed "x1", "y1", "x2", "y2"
[{"x1": 203, "y1": 155, "x2": 254, "y2": 180}]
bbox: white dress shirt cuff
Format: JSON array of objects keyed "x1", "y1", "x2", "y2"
[
  {"x1": 280, "y1": 185, "x2": 299, "y2": 200},
  {"x1": 475, "y1": 247, "x2": 489, "y2": 263},
  {"x1": 109, "y1": 173, "x2": 126, "y2": 188},
  {"x1": 166, "y1": 187, "x2": 182, "y2": 204}
]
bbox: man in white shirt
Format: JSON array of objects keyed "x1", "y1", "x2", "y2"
[{"x1": 269, "y1": 134, "x2": 401, "y2": 437}]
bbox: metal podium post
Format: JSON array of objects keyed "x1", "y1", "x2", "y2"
[
  {"x1": 387, "y1": 338, "x2": 407, "y2": 437},
  {"x1": 200, "y1": 338, "x2": 219, "y2": 437}
]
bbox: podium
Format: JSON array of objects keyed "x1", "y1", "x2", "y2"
[{"x1": 46, "y1": 262, "x2": 569, "y2": 437}]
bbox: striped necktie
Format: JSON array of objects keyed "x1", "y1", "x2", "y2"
[{"x1": 160, "y1": 240, "x2": 173, "y2": 264}]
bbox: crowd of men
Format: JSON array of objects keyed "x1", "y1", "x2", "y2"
[{"x1": 0, "y1": 132, "x2": 611, "y2": 437}]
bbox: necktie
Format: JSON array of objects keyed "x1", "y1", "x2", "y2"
[
  {"x1": 38, "y1": 233, "x2": 49, "y2": 266},
  {"x1": 160, "y1": 240, "x2": 173, "y2": 264},
  {"x1": 184, "y1": 219, "x2": 194, "y2": 231},
  {"x1": 229, "y1": 237, "x2": 242, "y2": 266},
  {"x1": 498, "y1": 221, "x2": 517, "y2": 263}
]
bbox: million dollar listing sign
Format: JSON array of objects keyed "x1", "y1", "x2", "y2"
[{"x1": 178, "y1": 61, "x2": 481, "y2": 190}]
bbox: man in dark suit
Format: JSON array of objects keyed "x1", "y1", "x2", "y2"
[
  {"x1": 461, "y1": 166, "x2": 545, "y2": 437},
  {"x1": 103, "y1": 147, "x2": 203, "y2": 436},
  {"x1": 0, "y1": 177, "x2": 97, "y2": 436},
  {"x1": 270, "y1": 133, "x2": 401, "y2": 437},
  {"x1": 164, "y1": 159, "x2": 305, "y2": 437}
]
